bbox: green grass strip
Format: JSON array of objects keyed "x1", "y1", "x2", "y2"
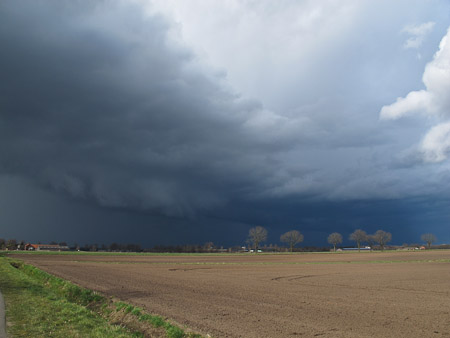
[
  {"x1": 0, "y1": 256, "x2": 136, "y2": 337},
  {"x1": 113, "y1": 302, "x2": 200, "y2": 338},
  {"x1": 0, "y1": 256, "x2": 202, "y2": 338}
]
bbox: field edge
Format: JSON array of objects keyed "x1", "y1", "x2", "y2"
[{"x1": 0, "y1": 254, "x2": 204, "y2": 338}]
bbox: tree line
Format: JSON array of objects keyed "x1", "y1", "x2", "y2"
[
  {"x1": 0, "y1": 238, "x2": 25, "y2": 251},
  {"x1": 0, "y1": 239, "x2": 228, "y2": 253},
  {"x1": 247, "y1": 226, "x2": 439, "y2": 252},
  {"x1": 0, "y1": 231, "x2": 440, "y2": 253}
]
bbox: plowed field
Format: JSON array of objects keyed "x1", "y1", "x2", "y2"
[{"x1": 12, "y1": 251, "x2": 450, "y2": 338}]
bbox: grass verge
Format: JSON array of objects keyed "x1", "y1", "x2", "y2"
[{"x1": 0, "y1": 255, "x2": 202, "y2": 338}]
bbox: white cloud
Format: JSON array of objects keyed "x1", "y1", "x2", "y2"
[
  {"x1": 402, "y1": 21, "x2": 435, "y2": 49},
  {"x1": 381, "y1": 27, "x2": 450, "y2": 119},
  {"x1": 379, "y1": 89, "x2": 433, "y2": 119},
  {"x1": 381, "y1": 28, "x2": 450, "y2": 121},
  {"x1": 420, "y1": 121, "x2": 450, "y2": 162},
  {"x1": 381, "y1": 26, "x2": 450, "y2": 162}
]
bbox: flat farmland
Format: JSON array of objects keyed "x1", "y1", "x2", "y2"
[{"x1": 12, "y1": 251, "x2": 450, "y2": 338}]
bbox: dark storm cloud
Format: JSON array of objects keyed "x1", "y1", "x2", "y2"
[
  {"x1": 1, "y1": 1, "x2": 450, "y2": 246},
  {"x1": 0, "y1": 0, "x2": 288, "y2": 216}
]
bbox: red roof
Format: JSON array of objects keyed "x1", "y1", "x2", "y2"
[{"x1": 25, "y1": 243, "x2": 69, "y2": 250}]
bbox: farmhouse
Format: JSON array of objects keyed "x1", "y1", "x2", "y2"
[{"x1": 24, "y1": 243, "x2": 69, "y2": 251}]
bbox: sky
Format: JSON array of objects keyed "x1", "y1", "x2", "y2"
[{"x1": 1, "y1": 0, "x2": 450, "y2": 247}]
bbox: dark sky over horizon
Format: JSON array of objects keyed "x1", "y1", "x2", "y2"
[{"x1": 1, "y1": 1, "x2": 450, "y2": 248}]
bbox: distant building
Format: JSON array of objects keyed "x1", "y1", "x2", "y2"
[
  {"x1": 342, "y1": 247, "x2": 371, "y2": 251},
  {"x1": 24, "y1": 244, "x2": 69, "y2": 251}
]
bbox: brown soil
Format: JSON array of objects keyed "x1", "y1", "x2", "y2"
[{"x1": 12, "y1": 251, "x2": 450, "y2": 338}]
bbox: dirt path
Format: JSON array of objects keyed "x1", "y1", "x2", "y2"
[{"x1": 13, "y1": 251, "x2": 450, "y2": 338}]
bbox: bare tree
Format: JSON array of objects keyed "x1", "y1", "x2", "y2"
[
  {"x1": 6, "y1": 239, "x2": 17, "y2": 251},
  {"x1": 373, "y1": 230, "x2": 392, "y2": 251},
  {"x1": 280, "y1": 230, "x2": 304, "y2": 252},
  {"x1": 247, "y1": 226, "x2": 268, "y2": 252},
  {"x1": 349, "y1": 229, "x2": 367, "y2": 252},
  {"x1": 366, "y1": 234, "x2": 376, "y2": 251},
  {"x1": 110, "y1": 242, "x2": 119, "y2": 251},
  {"x1": 327, "y1": 232, "x2": 343, "y2": 252},
  {"x1": 421, "y1": 233, "x2": 436, "y2": 249},
  {"x1": 18, "y1": 240, "x2": 25, "y2": 250},
  {"x1": 203, "y1": 242, "x2": 215, "y2": 253}
]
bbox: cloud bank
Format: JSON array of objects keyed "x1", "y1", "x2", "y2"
[
  {"x1": 1, "y1": 1, "x2": 315, "y2": 216},
  {"x1": 1, "y1": 0, "x2": 450, "y2": 231}
]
